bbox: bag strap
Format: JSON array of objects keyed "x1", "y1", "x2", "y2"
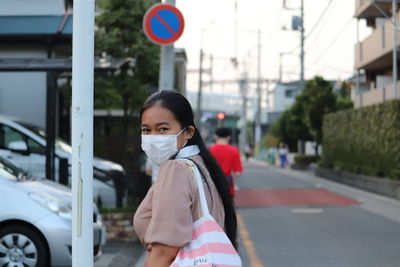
[{"x1": 180, "y1": 159, "x2": 210, "y2": 216}]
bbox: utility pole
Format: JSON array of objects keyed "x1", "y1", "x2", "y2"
[
  {"x1": 300, "y1": 0, "x2": 305, "y2": 86},
  {"x1": 72, "y1": 0, "x2": 94, "y2": 265},
  {"x1": 197, "y1": 49, "x2": 204, "y2": 125},
  {"x1": 239, "y1": 73, "x2": 248, "y2": 154},
  {"x1": 158, "y1": 0, "x2": 176, "y2": 91},
  {"x1": 234, "y1": 0, "x2": 238, "y2": 64},
  {"x1": 356, "y1": 18, "x2": 361, "y2": 107},
  {"x1": 255, "y1": 29, "x2": 262, "y2": 153},
  {"x1": 210, "y1": 54, "x2": 214, "y2": 91},
  {"x1": 393, "y1": 0, "x2": 398, "y2": 98}
]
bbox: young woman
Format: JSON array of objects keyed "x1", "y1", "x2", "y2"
[{"x1": 133, "y1": 90, "x2": 238, "y2": 267}]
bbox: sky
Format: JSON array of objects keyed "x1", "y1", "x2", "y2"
[{"x1": 174, "y1": 0, "x2": 370, "y2": 95}]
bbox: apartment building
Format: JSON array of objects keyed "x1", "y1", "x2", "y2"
[{"x1": 354, "y1": 0, "x2": 400, "y2": 108}]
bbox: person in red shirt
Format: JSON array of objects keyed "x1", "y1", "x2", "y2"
[{"x1": 209, "y1": 127, "x2": 243, "y2": 197}]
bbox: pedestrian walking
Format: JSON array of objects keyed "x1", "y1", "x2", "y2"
[
  {"x1": 209, "y1": 127, "x2": 243, "y2": 197},
  {"x1": 279, "y1": 143, "x2": 288, "y2": 168},
  {"x1": 133, "y1": 91, "x2": 239, "y2": 267}
]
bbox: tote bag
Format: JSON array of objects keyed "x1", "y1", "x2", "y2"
[{"x1": 170, "y1": 159, "x2": 242, "y2": 267}]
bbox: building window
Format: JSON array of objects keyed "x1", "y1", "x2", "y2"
[{"x1": 285, "y1": 89, "x2": 294, "y2": 98}]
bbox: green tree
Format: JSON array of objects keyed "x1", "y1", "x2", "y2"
[
  {"x1": 301, "y1": 76, "x2": 337, "y2": 153},
  {"x1": 335, "y1": 81, "x2": 353, "y2": 111},
  {"x1": 95, "y1": 0, "x2": 159, "y2": 153},
  {"x1": 270, "y1": 76, "x2": 338, "y2": 153},
  {"x1": 95, "y1": 0, "x2": 159, "y2": 206}
]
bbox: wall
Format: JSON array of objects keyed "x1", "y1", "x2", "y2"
[
  {"x1": 0, "y1": 72, "x2": 47, "y2": 127},
  {"x1": 0, "y1": 0, "x2": 65, "y2": 16}
]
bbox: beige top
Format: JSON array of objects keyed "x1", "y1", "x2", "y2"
[{"x1": 133, "y1": 155, "x2": 225, "y2": 250}]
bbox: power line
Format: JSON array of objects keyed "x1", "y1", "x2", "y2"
[
  {"x1": 311, "y1": 17, "x2": 353, "y2": 64},
  {"x1": 284, "y1": 0, "x2": 336, "y2": 54},
  {"x1": 306, "y1": 0, "x2": 334, "y2": 39}
]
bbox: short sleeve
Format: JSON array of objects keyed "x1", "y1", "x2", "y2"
[
  {"x1": 233, "y1": 148, "x2": 243, "y2": 173},
  {"x1": 144, "y1": 159, "x2": 197, "y2": 248}
]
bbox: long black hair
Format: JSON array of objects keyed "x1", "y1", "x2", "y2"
[{"x1": 140, "y1": 90, "x2": 238, "y2": 248}]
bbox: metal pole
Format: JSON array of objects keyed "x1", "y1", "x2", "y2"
[
  {"x1": 197, "y1": 49, "x2": 204, "y2": 125},
  {"x1": 234, "y1": 0, "x2": 238, "y2": 63},
  {"x1": 279, "y1": 53, "x2": 283, "y2": 82},
  {"x1": 393, "y1": 0, "x2": 398, "y2": 98},
  {"x1": 255, "y1": 29, "x2": 262, "y2": 153},
  {"x1": 159, "y1": 0, "x2": 176, "y2": 91},
  {"x1": 239, "y1": 74, "x2": 248, "y2": 154},
  {"x1": 46, "y1": 71, "x2": 56, "y2": 182},
  {"x1": 356, "y1": 18, "x2": 361, "y2": 107},
  {"x1": 72, "y1": 0, "x2": 94, "y2": 265},
  {"x1": 210, "y1": 54, "x2": 214, "y2": 91},
  {"x1": 300, "y1": 0, "x2": 305, "y2": 86}
]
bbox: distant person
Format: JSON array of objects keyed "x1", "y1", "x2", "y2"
[
  {"x1": 145, "y1": 157, "x2": 160, "y2": 184},
  {"x1": 279, "y1": 143, "x2": 288, "y2": 168},
  {"x1": 209, "y1": 127, "x2": 243, "y2": 197},
  {"x1": 244, "y1": 144, "x2": 251, "y2": 161},
  {"x1": 267, "y1": 146, "x2": 277, "y2": 166}
]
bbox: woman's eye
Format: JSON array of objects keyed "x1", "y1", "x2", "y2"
[
  {"x1": 142, "y1": 128, "x2": 150, "y2": 133},
  {"x1": 159, "y1": 128, "x2": 169, "y2": 132}
]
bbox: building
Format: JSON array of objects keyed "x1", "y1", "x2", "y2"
[
  {"x1": 354, "y1": 0, "x2": 400, "y2": 108},
  {"x1": 186, "y1": 90, "x2": 258, "y2": 145},
  {"x1": 266, "y1": 81, "x2": 302, "y2": 125},
  {"x1": 0, "y1": 0, "x2": 72, "y2": 128}
]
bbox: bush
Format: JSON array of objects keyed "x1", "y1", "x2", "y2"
[
  {"x1": 323, "y1": 100, "x2": 400, "y2": 180},
  {"x1": 100, "y1": 205, "x2": 136, "y2": 214},
  {"x1": 294, "y1": 154, "x2": 321, "y2": 165}
]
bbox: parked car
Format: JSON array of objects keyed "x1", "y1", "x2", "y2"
[
  {"x1": 0, "y1": 155, "x2": 106, "y2": 267},
  {"x1": 0, "y1": 114, "x2": 125, "y2": 208}
]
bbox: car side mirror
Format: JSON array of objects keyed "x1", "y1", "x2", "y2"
[{"x1": 8, "y1": 141, "x2": 29, "y2": 154}]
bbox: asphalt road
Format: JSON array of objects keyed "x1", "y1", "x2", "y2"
[{"x1": 236, "y1": 160, "x2": 400, "y2": 267}]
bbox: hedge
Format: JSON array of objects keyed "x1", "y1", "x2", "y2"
[
  {"x1": 322, "y1": 100, "x2": 400, "y2": 180},
  {"x1": 294, "y1": 154, "x2": 321, "y2": 165}
]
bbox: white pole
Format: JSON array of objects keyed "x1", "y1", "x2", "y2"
[
  {"x1": 159, "y1": 0, "x2": 176, "y2": 91},
  {"x1": 356, "y1": 18, "x2": 361, "y2": 107},
  {"x1": 239, "y1": 73, "x2": 248, "y2": 154},
  {"x1": 255, "y1": 29, "x2": 262, "y2": 152},
  {"x1": 72, "y1": 0, "x2": 95, "y2": 265},
  {"x1": 393, "y1": 0, "x2": 398, "y2": 98}
]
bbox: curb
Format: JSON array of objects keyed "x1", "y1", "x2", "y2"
[{"x1": 315, "y1": 167, "x2": 400, "y2": 200}]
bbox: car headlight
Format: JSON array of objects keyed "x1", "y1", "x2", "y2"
[{"x1": 29, "y1": 192, "x2": 72, "y2": 220}]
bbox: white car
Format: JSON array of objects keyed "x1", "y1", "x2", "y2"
[
  {"x1": 0, "y1": 156, "x2": 106, "y2": 267},
  {"x1": 0, "y1": 114, "x2": 124, "y2": 208}
]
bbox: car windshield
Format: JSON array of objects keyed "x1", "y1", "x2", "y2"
[
  {"x1": 17, "y1": 121, "x2": 72, "y2": 154},
  {"x1": 0, "y1": 156, "x2": 26, "y2": 181}
]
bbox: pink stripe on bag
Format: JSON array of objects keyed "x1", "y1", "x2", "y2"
[
  {"x1": 184, "y1": 264, "x2": 241, "y2": 267},
  {"x1": 192, "y1": 221, "x2": 224, "y2": 239},
  {"x1": 177, "y1": 243, "x2": 238, "y2": 260}
]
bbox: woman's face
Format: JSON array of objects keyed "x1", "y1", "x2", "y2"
[{"x1": 141, "y1": 105, "x2": 195, "y2": 149}]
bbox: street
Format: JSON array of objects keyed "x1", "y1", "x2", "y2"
[
  {"x1": 97, "y1": 159, "x2": 400, "y2": 267},
  {"x1": 235, "y1": 160, "x2": 400, "y2": 267}
]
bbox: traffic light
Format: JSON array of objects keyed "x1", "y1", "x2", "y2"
[{"x1": 217, "y1": 112, "x2": 225, "y2": 120}]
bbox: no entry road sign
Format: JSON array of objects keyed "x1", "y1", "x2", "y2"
[{"x1": 143, "y1": 4, "x2": 184, "y2": 45}]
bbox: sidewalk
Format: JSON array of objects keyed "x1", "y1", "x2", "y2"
[{"x1": 94, "y1": 240, "x2": 144, "y2": 267}]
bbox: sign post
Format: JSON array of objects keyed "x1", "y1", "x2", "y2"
[
  {"x1": 143, "y1": 2, "x2": 184, "y2": 91},
  {"x1": 72, "y1": 0, "x2": 95, "y2": 266}
]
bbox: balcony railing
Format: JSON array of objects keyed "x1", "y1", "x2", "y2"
[
  {"x1": 355, "y1": 0, "x2": 393, "y2": 19},
  {"x1": 353, "y1": 81, "x2": 400, "y2": 108},
  {"x1": 355, "y1": 10, "x2": 400, "y2": 70}
]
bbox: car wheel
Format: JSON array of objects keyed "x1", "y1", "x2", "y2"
[{"x1": 0, "y1": 224, "x2": 49, "y2": 267}]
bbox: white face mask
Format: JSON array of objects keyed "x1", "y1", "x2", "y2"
[{"x1": 141, "y1": 128, "x2": 186, "y2": 166}]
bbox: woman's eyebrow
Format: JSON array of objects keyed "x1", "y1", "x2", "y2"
[
  {"x1": 141, "y1": 122, "x2": 170, "y2": 127},
  {"x1": 155, "y1": 122, "x2": 170, "y2": 127}
]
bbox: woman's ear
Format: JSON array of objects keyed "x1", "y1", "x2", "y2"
[{"x1": 184, "y1": 126, "x2": 195, "y2": 140}]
